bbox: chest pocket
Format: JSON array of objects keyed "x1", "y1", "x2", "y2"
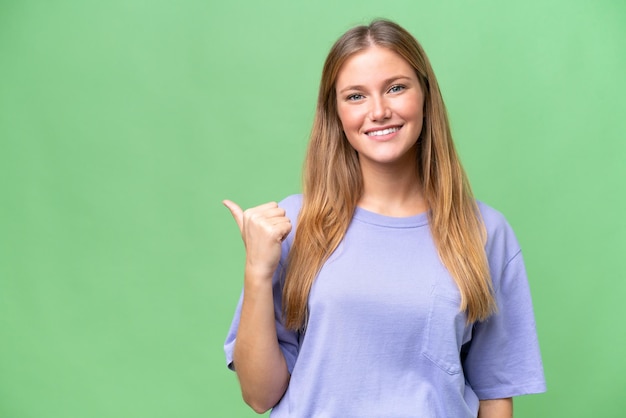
[{"x1": 421, "y1": 294, "x2": 467, "y2": 375}]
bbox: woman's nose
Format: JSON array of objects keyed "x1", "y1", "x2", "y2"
[{"x1": 369, "y1": 96, "x2": 391, "y2": 121}]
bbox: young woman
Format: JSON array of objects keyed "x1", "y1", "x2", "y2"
[{"x1": 223, "y1": 19, "x2": 546, "y2": 417}]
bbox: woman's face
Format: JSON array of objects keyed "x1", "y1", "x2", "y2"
[{"x1": 335, "y1": 46, "x2": 424, "y2": 172}]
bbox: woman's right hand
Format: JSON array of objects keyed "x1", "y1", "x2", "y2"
[
  {"x1": 222, "y1": 200, "x2": 293, "y2": 412},
  {"x1": 222, "y1": 200, "x2": 292, "y2": 279}
]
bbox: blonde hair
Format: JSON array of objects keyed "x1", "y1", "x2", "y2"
[{"x1": 283, "y1": 19, "x2": 496, "y2": 330}]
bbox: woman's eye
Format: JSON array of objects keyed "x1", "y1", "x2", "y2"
[
  {"x1": 389, "y1": 85, "x2": 405, "y2": 93},
  {"x1": 347, "y1": 93, "x2": 364, "y2": 101}
]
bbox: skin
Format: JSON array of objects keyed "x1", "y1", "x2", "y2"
[
  {"x1": 222, "y1": 200, "x2": 291, "y2": 413},
  {"x1": 478, "y1": 398, "x2": 513, "y2": 417},
  {"x1": 334, "y1": 45, "x2": 427, "y2": 216},
  {"x1": 224, "y1": 45, "x2": 514, "y2": 416}
]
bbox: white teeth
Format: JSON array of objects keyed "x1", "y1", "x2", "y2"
[{"x1": 366, "y1": 127, "x2": 400, "y2": 136}]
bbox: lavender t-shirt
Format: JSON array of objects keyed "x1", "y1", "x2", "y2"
[{"x1": 224, "y1": 194, "x2": 546, "y2": 417}]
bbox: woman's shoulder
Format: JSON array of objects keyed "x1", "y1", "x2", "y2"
[
  {"x1": 477, "y1": 201, "x2": 516, "y2": 234},
  {"x1": 279, "y1": 193, "x2": 303, "y2": 209},
  {"x1": 476, "y1": 201, "x2": 523, "y2": 264},
  {"x1": 279, "y1": 194, "x2": 303, "y2": 221},
  {"x1": 476, "y1": 201, "x2": 509, "y2": 230}
]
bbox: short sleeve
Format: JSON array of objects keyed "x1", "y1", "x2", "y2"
[
  {"x1": 462, "y1": 250, "x2": 546, "y2": 399},
  {"x1": 223, "y1": 195, "x2": 303, "y2": 374},
  {"x1": 223, "y1": 263, "x2": 300, "y2": 373}
]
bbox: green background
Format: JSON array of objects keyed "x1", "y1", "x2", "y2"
[{"x1": 1, "y1": 0, "x2": 625, "y2": 417}]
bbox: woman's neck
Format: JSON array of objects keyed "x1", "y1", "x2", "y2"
[{"x1": 358, "y1": 162, "x2": 427, "y2": 217}]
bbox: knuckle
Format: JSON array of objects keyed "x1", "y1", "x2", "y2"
[{"x1": 245, "y1": 210, "x2": 260, "y2": 221}]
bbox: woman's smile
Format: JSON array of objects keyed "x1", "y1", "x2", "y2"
[{"x1": 364, "y1": 125, "x2": 403, "y2": 140}]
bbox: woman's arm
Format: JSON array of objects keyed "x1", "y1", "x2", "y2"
[
  {"x1": 224, "y1": 200, "x2": 292, "y2": 413},
  {"x1": 478, "y1": 398, "x2": 513, "y2": 418},
  {"x1": 233, "y1": 268, "x2": 291, "y2": 413}
]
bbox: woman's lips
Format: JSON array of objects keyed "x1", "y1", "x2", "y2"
[{"x1": 364, "y1": 125, "x2": 402, "y2": 140}]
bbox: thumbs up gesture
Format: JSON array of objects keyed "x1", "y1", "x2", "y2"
[{"x1": 223, "y1": 200, "x2": 292, "y2": 279}]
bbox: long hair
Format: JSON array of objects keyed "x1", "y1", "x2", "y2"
[{"x1": 283, "y1": 19, "x2": 496, "y2": 330}]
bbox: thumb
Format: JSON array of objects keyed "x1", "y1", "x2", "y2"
[{"x1": 222, "y1": 199, "x2": 244, "y2": 232}]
